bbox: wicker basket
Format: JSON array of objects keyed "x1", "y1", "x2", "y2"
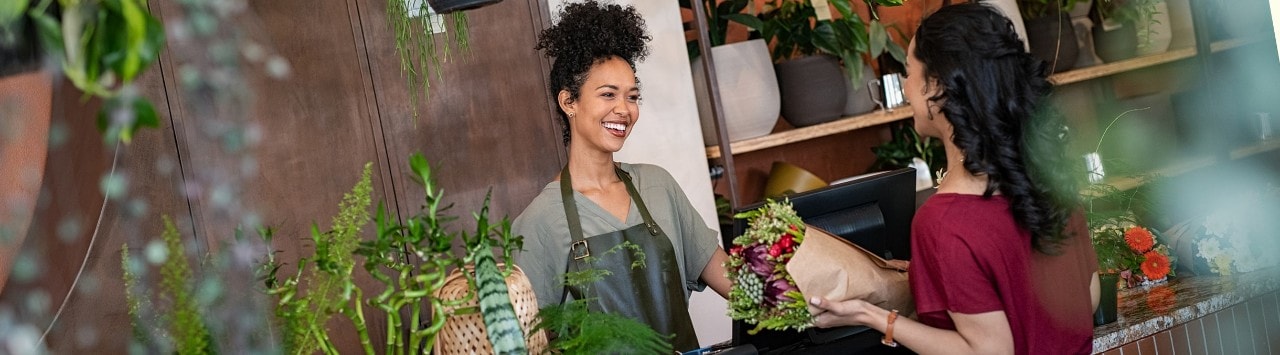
[{"x1": 433, "y1": 264, "x2": 548, "y2": 354}]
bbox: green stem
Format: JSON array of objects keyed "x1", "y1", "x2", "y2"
[{"x1": 1094, "y1": 107, "x2": 1151, "y2": 154}]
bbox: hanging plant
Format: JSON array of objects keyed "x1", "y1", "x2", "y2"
[
  {"x1": 4, "y1": 0, "x2": 167, "y2": 144},
  {"x1": 385, "y1": 0, "x2": 502, "y2": 118}
]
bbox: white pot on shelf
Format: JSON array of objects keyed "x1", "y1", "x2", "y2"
[
  {"x1": 983, "y1": 0, "x2": 1030, "y2": 52},
  {"x1": 1136, "y1": 1, "x2": 1172, "y2": 56},
  {"x1": 692, "y1": 39, "x2": 780, "y2": 146}
]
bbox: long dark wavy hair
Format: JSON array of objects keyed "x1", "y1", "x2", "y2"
[
  {"x1": 915, "y1": 3, "x2": 1081, "y2": 254},
  {"x1": 535, "y1": 1, "x2": 650, "y2": 145}
]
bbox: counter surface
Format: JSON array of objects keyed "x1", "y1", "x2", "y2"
[{"x1": 1092, "y1": 269, "x2": 1280, "y2": 353}]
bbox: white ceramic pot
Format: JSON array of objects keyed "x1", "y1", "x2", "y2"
[
  {"x1": 692, "y1": 39, "x2": 780, "y2": 146},
  {"x1": 1136, "y1": 1, "x2": 1172, "y2": 56},
  {"x1": 1165, "y1": 0, "x2": 1195, "y2": 49},
  {"x1": 983, "y1": 0, "x2": 1030, "y2": 52}
]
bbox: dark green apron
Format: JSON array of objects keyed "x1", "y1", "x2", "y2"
[{"x1": 559, "y1": 165, "x2": 700, "y2": 351}]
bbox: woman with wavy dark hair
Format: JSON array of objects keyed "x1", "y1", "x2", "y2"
[
  {"x1": 512, "y1": 1, "x2": 731, "y2": 350},
  {"x1": 809, "y1": 3, "x2": 1100, "y2": 354}
]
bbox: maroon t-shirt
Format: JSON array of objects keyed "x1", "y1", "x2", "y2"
[{"x1": 909, "y1": 193, "x2": 1097, "y2": 354}]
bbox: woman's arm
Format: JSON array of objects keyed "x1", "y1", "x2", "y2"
[
  {"x1": 810, "y1": 297, "x2": 1014, "y2": 355},
  {"x1": 1090, "y1": 272, "x2": 1101, "y2": 311},
  {"x1": 700, "y1": 247, "x2": 731, "y2": 299}
]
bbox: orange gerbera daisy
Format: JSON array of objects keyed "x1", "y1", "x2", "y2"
[
  {"x1": 1141, "y1": 251, "x2": 1171, "y2": 281},
  {"x1": 1125, "y1": 226, "x2": 1155, "y2": 253}
]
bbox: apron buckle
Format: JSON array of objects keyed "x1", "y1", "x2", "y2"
[
  {"x1": 647, "y1": 223, "x2": 660, "y2": 236},
  {"x1": 571, "y1": 240, "x2": 590, "y2": 260}
]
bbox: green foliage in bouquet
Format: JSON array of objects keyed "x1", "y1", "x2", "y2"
[
  {"x1": 121, "y1": 216, "x2": 215, "y2": 354},
  {"x1": 533, "y1": 241, "x2": 672, "y2": 355},
  {"x1": 726, "y1": 199, "x2": 810, "y2": 334}
]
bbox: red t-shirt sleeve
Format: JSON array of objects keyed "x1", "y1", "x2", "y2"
[{"x1": 914, "y1": 229, "x2": 1005, "y2": 316}]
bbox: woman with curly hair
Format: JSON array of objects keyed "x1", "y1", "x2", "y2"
[
  {"x1": 512, "y1": 1, "x2": 731, "y2": 350},
  {"x1": 809, "y1": 3, "x2": 1100, "y2": 354}
]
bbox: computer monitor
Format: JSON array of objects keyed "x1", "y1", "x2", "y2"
[{"x1": 725, "y1": 167, "x2": 918, "y2": 354}]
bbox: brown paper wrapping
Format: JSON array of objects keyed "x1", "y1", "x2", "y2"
[{"x1": 786, "y1": 225, "x2": 915, "y2": 317}]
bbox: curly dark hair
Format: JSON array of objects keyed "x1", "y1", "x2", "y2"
[
  {"x1": 915, "y1": 3, "x2": 1081, "y2": 254},
  {"x1": 535, "y1": 1, "x2": 651, "y2": 145}
]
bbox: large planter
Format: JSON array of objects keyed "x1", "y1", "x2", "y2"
[
  {"x1": 692, "y1": 39, "x2": 781, "y2": 146},
  {"x1": 842, "y1": 64, "x2": 880, "y2": 116},
  {"x1": 427, "y1": 0, "x2": 503, "y2": 13},
  {"x1": 0, "y1": 17, "x2": 50, "y2": 291},
  {"x1": 1025, "y1": 11, "x2": 1080, "y2": 73},
  {"x1": 776, "y1": 54, "x2": 847, "y2": 127}
]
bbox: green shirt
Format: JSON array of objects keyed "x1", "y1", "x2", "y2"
[{"x1": 513, "y1": 163, "x2": 719, "y2": 308}]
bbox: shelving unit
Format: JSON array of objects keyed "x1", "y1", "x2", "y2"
[
  {"x1": 706, "y1": 38, "x2": 1265, "y2": 160},
  {"x1": 1084, "y1": 139, "x2": 1280, "y2": 197},
  {"x1": 705, "y1": 108, "x2": 913, "y2": 158}
]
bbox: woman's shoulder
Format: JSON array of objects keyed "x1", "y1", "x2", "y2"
[
  {"x1": 619, "y1": 162, "x2": 680, "y2": 189},
  {"x1": 914, "y1": 193, "x2": 1019, "y2": 242},
  {"x1": 513, "y1": 182, "x2": 566, "y2": 227}
]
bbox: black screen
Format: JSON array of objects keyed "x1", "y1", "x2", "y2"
[{"x1": 725, "y1": 168, "x2": 917, "y2": 354}]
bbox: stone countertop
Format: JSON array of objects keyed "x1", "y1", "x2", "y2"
[{"x1": 1092, "y1": 269, "x2": 1280, "y2": 353}]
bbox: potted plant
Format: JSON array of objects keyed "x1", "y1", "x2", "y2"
[
  {"x1": 1018, "y1": 0, "x2": 1085, "y2": 72},
  {"x1": 731, "y1": 0, "x2": 907, "y2": 127},
  {"x1": 386, "y1": 0, "x2": 503, "y2": 118},
  {"x1": 868, "y1": 121, "x2": 945, "y2": 185},
  {"x1": 682, "y1": 0, "x2": 781, "y2": 145},
  {"x1": 1092, "y1": 0, "x2": 1169, "y2": 61}
]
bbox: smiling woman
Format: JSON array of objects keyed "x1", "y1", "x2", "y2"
[{"x1": 512, "y1": 1, "x2": 732, "y2": 352}]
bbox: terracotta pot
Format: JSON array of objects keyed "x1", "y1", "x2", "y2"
[{"x1": 0, "y1": 70, "x2": 53, "y2": 290}]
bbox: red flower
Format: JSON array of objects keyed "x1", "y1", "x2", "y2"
[
  {"x1": 1140, "y1": 251, "x2": 1171, "y2": 281},
  {"x1": 768, "y1": 243, "x2": 783, "y2": 258},
  {"x1": 1125, "y1": 226, "x2": 1155, "y2": 253},
  {"x1": 729, "y1": 246, "x2": 742, "y2": 256}
]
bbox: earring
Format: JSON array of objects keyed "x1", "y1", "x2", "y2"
[{"x1": 568, "y1": 112, "x2": 575, "y2": 119}]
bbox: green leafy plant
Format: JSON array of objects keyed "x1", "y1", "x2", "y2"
[
  {"x1": 679, "y1": 0, "x2": 753, "y2": 61},
  {"x1": 731, "y1": 0, "x2": 907, "y2": 84},
  {"x1": 121, "y1": 216, "x2": 215, "y2": 354},
  {"x1": 384, "y1": 0, "x2": 471, "y2": 118},
  {"x1": 267, "y1": 163, "x2": 376, "y2": 354},
  {"x1": 869, "y1": 121, "x2": 945, "y2": 180},
  {"x1": 17, "y1": 0, "x2": 167, "y2": 143},
  {"x1": 532, "y1": 241, "x2": 673, "y2": 354},
  {"x1": 1096, "y1": 0, "x2": 1162, "y2": 48},
  {"x1": 262, "y1": 154, "x2": 535, "y2": 354}
]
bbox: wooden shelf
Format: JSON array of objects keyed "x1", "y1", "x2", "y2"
[
  {"x1": 1049, "y1": 48, "x2": 1196, "y2": 85},
  {"x1": 705, "y1": 108, "x2": 914, "y2": 159},
  {"x1": 706, "y1": 40, "x2": 1260, "y2": 160},
  {"x1": 1084, "y1": 139, "x2": 1280, "y2": 197},
  {"x1": 1230, "y1": 139, "x2": 1280, "y2": 160}
]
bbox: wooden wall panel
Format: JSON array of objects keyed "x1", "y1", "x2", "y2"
[
  {"x1": 353, "y1": 0, "x2": 563, "y2": 225},
  {"x1": 147, "y1": 0, "x2": 400, "y2": 351}
]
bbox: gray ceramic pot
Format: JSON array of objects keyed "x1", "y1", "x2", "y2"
[{"x1": 776, "y1": 55, "x2": 848, "y2": 127}]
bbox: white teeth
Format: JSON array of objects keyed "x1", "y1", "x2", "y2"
[{"x1": 603, "y1": 122, "x2": 627, "y2": 131}]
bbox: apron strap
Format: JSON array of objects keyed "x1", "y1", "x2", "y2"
[
  {"x1": 615, "y1": 166, "x2": 661, "y2": 236},
  {"x1": 560, "y1": 164, "x2": 661, "y2": 240}
]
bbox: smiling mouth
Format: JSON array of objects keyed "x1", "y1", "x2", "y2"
[{"x1": 603, "y1": 122, "x2": 627, "y2": 137}]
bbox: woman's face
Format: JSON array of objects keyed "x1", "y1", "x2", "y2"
[
  {"x1": 561, "y1": 56, "x2": 641, "y2": 153},
  {"x1": 906, "y1": 37, "x2": 944, "y2": 139}
]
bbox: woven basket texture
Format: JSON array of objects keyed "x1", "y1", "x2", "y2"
[{"x1": 433, "y1": 264, "x2": 547, "y2": 354}]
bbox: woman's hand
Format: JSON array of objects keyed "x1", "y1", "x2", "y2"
[{"x1": 808, "y1": 297, "x2": 880, "y2": 328}]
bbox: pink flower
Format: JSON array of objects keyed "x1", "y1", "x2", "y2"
[
  {"x1": 764, "y1": 277, "x2": 797, "y2": 306},
  {"x1": 745, "y1": 245, "x2": 775, "y2": 277}
]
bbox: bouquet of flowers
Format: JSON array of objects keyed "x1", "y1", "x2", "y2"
[
  {"x1": 1091, "y1": 216, "x2": 1174, "y2": 288},
  {"x1": 1171, "y1": 186, "x2": 1280, "y2": 276},
  {"x1": 725, "y1": 199, "x2": 812, "y2": 333}
]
